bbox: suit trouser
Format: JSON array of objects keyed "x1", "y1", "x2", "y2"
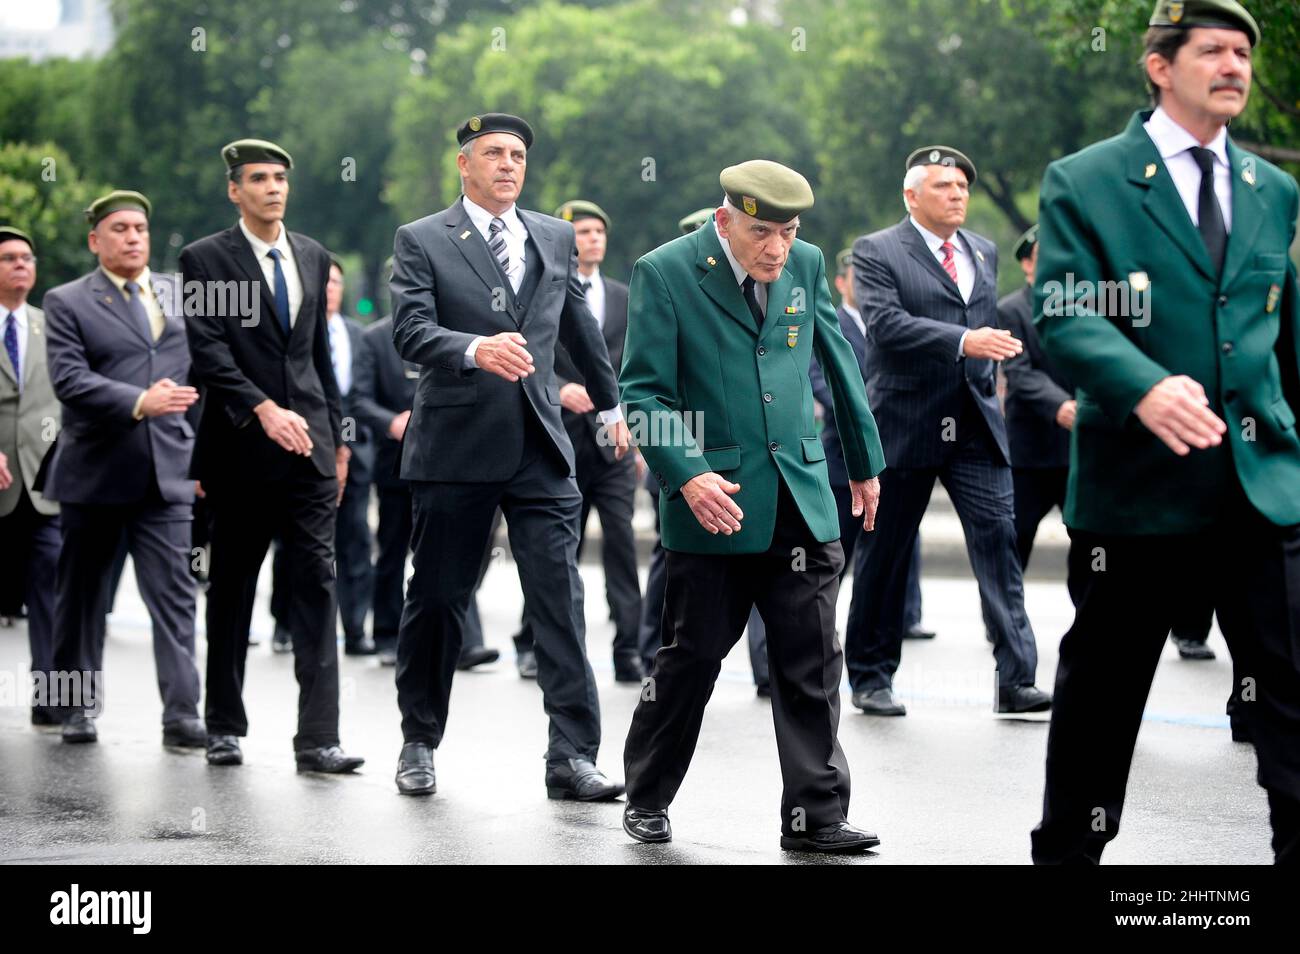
[
  {"x1": 205, "y1": 466, "x2": 340, "y2": 749},
  {"x1": 372, "y1": 484, "x2": 414, "y2": 650},
  {"x1": 1031, "y1": 487, "x2": 1300, "y2": 864},
  {"x1": 461, "y1": 508, "x2": 502, "y2": 653},
  {"x1": 624, "y1": 483, "x2": 849, "y2": 833},
  {"x1": 834, "y1": 481, "x2": 923, "y2": 629},
  {"x1": 51, "y1": 486, "x2": 199, "y2": 723},
  {"x1": 845, "y1": 425, "x2": 1038, "y2": 692},
  {"x1": 0, "y1": 489, "x2": 61, "y2": 708},
  {"x1": 396, "y1": 431, "x2": 600, "y2": 761},
  {"x1": 334, "y1": 464, "x2": 374, "y2": 643}
]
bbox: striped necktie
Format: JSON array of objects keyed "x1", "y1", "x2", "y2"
[
  {"x1": 940, "y1": 241, "x2": 959, "y2": 284},
  {"x1": 489, "y1": 217, "x2": 512, "y2": 278}
]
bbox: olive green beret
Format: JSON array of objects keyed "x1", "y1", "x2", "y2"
[
  {"x1": 85, "y1": 190, "x2": 152, "y2": 226},
  {"x1": 678, "y1": 208, "x2": 715, "y2": 235},
  {"x1": 720, "y1": 160, "x2": 814, "y2": 224},
  {"x1": 1013, "y1": 224, "x2": 1039, "y2": 262},
  {"x1": 555, "y1": 200, "x2": 610, "y2": 229},
  {"x1": 835, "y1": 248, "x2": 853, "y2": 274},
  {"x1": 906, "y1": 146, "x2": 977, "y2": 186},
  {"x1": 457, "y1": 113, "x2": 534, "y2": 149},
  {"x1": 0, "y1": 225, "x2": 34, "y2": 250},
  {"x1": 222, "y1": 138, "x2": 294, "y2": 171},
  {"x1": 1149, "y1": 0, "x2": 1260, "y2": 46}
]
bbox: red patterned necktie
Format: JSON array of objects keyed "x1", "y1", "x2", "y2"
[{"x1": 940, "y1": 241, "x2": 958, "y2": 284}]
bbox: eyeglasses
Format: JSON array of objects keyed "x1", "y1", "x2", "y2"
[{"x1": 0, "y1": 254, "x2": 36, "y2": 265}]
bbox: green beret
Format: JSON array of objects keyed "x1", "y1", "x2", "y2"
[
  {"x1": 1149, "y1": 0, "x2": 1259, "y2": 46},
  {"x1": 457, "y1": 113, "x2": 534, "y2": 149},
  {"x1": 719, "y1": 160, "x2": 814, "y2": 224},
  {"x1": 678, "y1": 208, "x2": 715, "y2": 235},
  {"x1": 222, "y1": 138, "x2": 294, "y2": 171},
  {"x1": 85, "y1": 190, "x2": 152, "y2": 226},
  {"x1": 906, "y1": 146, "x2": 977, "y2": 186},
  {"x1": 1013, "y1": 224, "x2": 1039, "y2": 262},
  {"x1": 555, "y1": 199, "x2": 610, "y2": 229},
  {"x1": 835, "y1": 248, "x2": 853, "y2": 275},
  {"x1": 0, "y1": 225, "x2": 34, "y2": 251}
]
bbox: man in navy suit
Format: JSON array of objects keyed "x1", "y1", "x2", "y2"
[{"x1": 844, "y1": 147, "x2": 1050, "y2": 717}]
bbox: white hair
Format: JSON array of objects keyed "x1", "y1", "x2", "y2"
[{"x1": 902, "y1": 165, "x2": 929, "y2": 212}]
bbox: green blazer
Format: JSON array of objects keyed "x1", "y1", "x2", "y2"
[
  {"x1": 1034, "y1": 110, "x2": 1300, "y2": 534},
  {"x1": 621, "y1": 221, "x2": 886, "y2": 554}
]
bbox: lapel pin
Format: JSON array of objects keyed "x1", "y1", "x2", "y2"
[
  {"x1": 1144, "y1": 163, "x2": 1158, "y2": 179},
  {"x1": 787, "y1": 326, "x2": 799, "y2": 348},
  {"x1": 1266, "y1": 284, "x2": 1281, "y2": 313},
  {"x1": 1129, "y1": 271, "x2": 1150, "y2": 292},
  {"x1": 784, "y1": 305, "x2": 798, "y2": 315},
  {"x1": 460, "y1": 229, "x2": 472, "y2": 240},
  {"x1": 1242, "y1": 167, "x2": 1256, "y2": 187},
  {"x1": 974, "y1": 249, "x2": 985, "y2": 263},
  {"x1": 706, "y1": 256, "x2": 717, "y2": 267}
]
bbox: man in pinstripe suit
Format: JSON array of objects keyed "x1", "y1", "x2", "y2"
[{"x1": 844, "y1": 147, "x2": 1051, "y2": 717}]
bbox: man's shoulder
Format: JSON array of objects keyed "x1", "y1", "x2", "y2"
[
  {"x1": 636, "y1": 231, "x2": 698, "y2": 273},
  {"x1": 1232, "y1": 142, "x2": 1299, "y2": 203},
  {"x1": 855, "y1": 220, "x2": 908, "y2": 252},
  {"x1": 288, "y1": 230, "x2": 329, "y2": 260},
  {"x1": 42, "y1": 270, "x2": 97, "y2": 307},
  {"x1": 180, "y1": 226, "x2": 237, "y2": 262},
  {"x1": 1043, "y1": 127, "x2": 1131, "y2": 191},
  {"x1": 604, "y1": 275, "x2": 629, "y2": 295},
  {"x1": 363, "y1": 315, "x2": 393, "y2": 339},
  {"x1": 396, "y1": 206, "x2": 456, "y2": 240},
  {"x1": 789, "y1": 237, "x2": 827, "y2": 274}
]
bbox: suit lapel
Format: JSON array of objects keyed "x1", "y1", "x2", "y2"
[
  {"x1": 760, "y1": 265, "x2": 796, "y2": 339},
  {"x1": 515, "y1": 210, "x2": 556, "y2": 330},
  {"x1": 445, "y1": 198, "x2": 518, "y2": 314},
  {"x1": 696, "y1": 223, "x2": 756, "y2": 335},
  {"x1": 960, "y1": 230, "x2": 995, "y2": 320},
  {"x1": 1125, "y1": 116, "x2": 1215, "y2": 283},
  {"x1": 224, "y1": 225, "x2": 284, "y2": 341},
  {"x1": 1221, "y1": 140, "x2": 1266, "y2": 289},
  {"x1": 898, "y1": 219, "x2": 965, "y2": 305},
  {"x1": 89, "y1": 270, "x2": 152, "y2": 347},
  {"x1": 25, "y1": 308, "x2": 46, "y2": 387},
  {"x1": 288, "y1": 232, "x2": 316, "y2": 343}
]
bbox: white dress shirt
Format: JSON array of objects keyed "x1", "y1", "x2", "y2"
[
  {"x1": 1143, "y1": 105, "x2": 1233, "y2": 233},
  {"x1": 716, "y1": 223, "x2": 769, "y2": 313},
  {"x1": 239, "y1": 217, "x2": 304, "y2": 328},
  {"x1": 909, "y1": 217, "x2": 975, "y2": 359},
  {"x1": 1, "y1": 302, "x2": 28, "y2": 392},
  {"x1": 579, "y1": 266, "x2": 606, "y2": 329},
  {"x1": 327, "y1": 313, "x2": 352, "y2": 395}
]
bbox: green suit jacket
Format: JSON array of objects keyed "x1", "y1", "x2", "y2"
[
  {"x1": 621, "y1": 221, "x2": 886, "y2": 554},
  {"x1": 1034, "y1": 110, "x2": 1300, "y2": 534}
]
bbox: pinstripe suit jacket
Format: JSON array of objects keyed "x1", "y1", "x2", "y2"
[{"x1": 852, "y1": 217, "x2": 1010, "y2": 469}]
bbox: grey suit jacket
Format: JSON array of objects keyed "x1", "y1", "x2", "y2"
[
  {"x1": 41, "y1": 268, "x2": 195, "y2": 506},
  {"x1": 0, "y1": 305, "x2": 60, "y2": 516}
]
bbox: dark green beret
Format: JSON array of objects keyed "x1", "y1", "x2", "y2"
[
  {"x1": 1013, "y1": 224, "x2": 1039, "y2": 262},
  {"x1": 457, "y1": 113, "x2": 534, "y2": 149},
  {"x1": 555, "y1": 199, "x2": 610, "y2": 229},
  {"x1": 906, "y1": 146, "x2": 977, "y2": 186},
  {"x1": 85, "y1": 190, "x2": 152, "y2": 226},
  {"x1": 222, "y1": 138, "x2": 294, "y2": 171},
  {"x1": 0, "y1": 225, "x2": 34, "y2": 250},
  {"x1": 720, "y1": 160, "x2": 814, "y2": 224},
  {"x1": 1149, "y1": 0, "x2": 1260, "y2": 46},
  {"x1": 678, "y1": 208, "x2": 715, "y2": 235},
  {"x1": 835, "y1": 248, "x2": 853, "y2": 274}
]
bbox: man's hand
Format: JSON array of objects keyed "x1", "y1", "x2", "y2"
[
  {"x1": 559, "y1": 382, "x2": 595, "y2": 414},
  {"x1": 476, "y1": 332, "x2": 534, "y2": 382},
  {"x1": 0, "y1": 451, "x2": 11, "y2": 491},
  {"x1": 600, "y1": 418, "x2": 631, "y2": 460},
  {"x1": 962, "y1": 328, "x2": 1023, "y2": 361},
  {"x1": 254, "y1": 399, "x2": 313, "y2": 456},
  {"x1": 388, "y1": 409, "x2": 410, "y2": 441},
  {"x1": 850, "y1": 476, "x2": 881, "y2": 531},
  {"x1": 1055, "y1": 399, "x2": 1077, "y2": 431},
  {"x1": 682, "y1": 472, "x2": 743, "y2": 535},
  {"x1": 194, "y1": 480, "x2": 205, "y2": 499},
  {"x1": 633, "y1": 449, "x2": 647, "y2": 483},
  {"x1": 139, "y1": 378, "x2": 199, "y2": 417},
  {"x1": 335, "y1": 446, "x2": 350, "y2": 505},
  {"x1": 1134, "y1": 375, "x2": 1226, "y2": 456}
]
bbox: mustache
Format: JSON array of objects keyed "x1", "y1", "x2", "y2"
[{"x1": 1211, "y1": 78, "x2": 1248, "y2": 93}]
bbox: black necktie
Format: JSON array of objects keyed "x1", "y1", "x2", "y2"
[
  {"x1": 1190, "y1": 146, "x2": 1227, "y2": 276},
  {"x1": 741, "y1": 276, "x2": 764, "y2": 328}
]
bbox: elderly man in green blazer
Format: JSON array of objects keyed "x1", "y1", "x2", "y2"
[
  {"x1": 619, "y1": 160, "x2": 887, "y2": 853},
  {"x1": 1031, "y1": 0, "x2": 1300, "y2": 864}
]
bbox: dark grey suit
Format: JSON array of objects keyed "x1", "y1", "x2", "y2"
[
  {"x1": 41, "y1": 268, "x2": 200, "y2": 722},
  {"x1": 845, "y1": 218, "x2": 1039, "y2": 694},
  {"x1": 391, "y1": 197, "x2": 620, "y2": 762}
]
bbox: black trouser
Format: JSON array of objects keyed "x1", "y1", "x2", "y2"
[
  {"x1": 1031, "y1": 487, "x2": 1300, "y2": 864},
  {"x1": 624, "y1": 482, "x2": 849, "y2": 834},
  {"x1": 833, "y1": 481, "x2": 923, "y2": 629},
  {"x1": 372, "y1": 484, "x2": 413, "y2": 651},
  {"x1": 0, "y1": 488, "x2": 61, "y2": 712},
  {"x1": 205, "y1": 465, "x2": 341, "y2": 750},
  {"x1": 334, "y1": 464, "x2": 374, "y2": 644},
  {"x1": 396, "y1": 427, "x2": 600, "y2": 762}
]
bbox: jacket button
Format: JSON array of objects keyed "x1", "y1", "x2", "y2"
[
  {"x1": 1221, "y1": 341, "x2": 1234, "y2": 354},
  {"x1": 757, "y1": 346, "x2": 766, "y2": 356},
  {"x1": 768, "y1": 441, "x2": 780, "y2": 452},
  {"x1": 1224, "y1": 390, "x2": 1237, "y2": 402},
  {"x1": 1218, "y1": 295, "x2": 1228, "y2": 307},
  {"x1": 763, "y1": 392, "x2": 773, "y2": 403}
]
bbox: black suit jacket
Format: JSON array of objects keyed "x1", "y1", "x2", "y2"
[
  {"x1": 335, "y1": 315, "x2": 374, "y2": 486},
  {"x1": 809, "y1": 305, "x2": 869, "y2": 488},
  {"x1": 852, "y1": 217, "x2": 1010, "y2": 469},
  {"x1": 179, "y1": 223, "x2": 342, "y2": 485},
  {"x1": 555, "y1": 273, "x2": 629, "y2": 466},
  {"x1": 390, "y1": 198, "x2": 619, "y2": 482},
  {"x1": 351, "y1": 315, "x2": 418, "y2": 490},
  {"x1": 998, "y1": 284, "x2": 1073, "y2": 469}
]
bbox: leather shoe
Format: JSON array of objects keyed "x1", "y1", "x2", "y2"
[
  {"x1": 378, "y1": 645, "x2": 397, "y2": 666},
  {"x1": 997, "y1": 684, "x2": 1052, "y2": 713},
  {"x1": 456, "y1": 646, "x2": 500, "y2": 670},
  {"x1": 545, "y1": 758, "x2": 624, "y2": 801},
  {"x1": 904, "y1": 623, "x2": 936, "y2": 640},
  {"x1": 852, "y1": 687, "x2": 906, "y2": 716},
  {"x1": 781, "y1": 821, "x2": 880, "y2": 854},
  {"x1": 623, "y1": 805, "x2": 671, "y2": 843},
  {"x1": 755, "y1": 682, "x2": 772, "y2": 699},
  {"x1": 271, "y1": 626, "x2": 293, "y2": 654},
  {"x1": 295, "y1": 745, "x2": 365, "y2": 773},
  {"x1": 1230, "y1": 716, "x2": 1253, "y2": 744},
  {"x1": 61, "y1": 710, "x2": 97, "y2": 744},
  {"x1": 345, "y1": 636, "x2": 377, "y2": 656},
  {"x1": 206, "y1": 734, "x2": 243, "y2": 766},
  {"x1": 1172, "y1": 636, "x2": 1216, "y2": 660},
  {"x1": 516, "y1": 649, "x2": 538, "y2": 679},
  {"x1": 396, "y1": 742, "x2": 436, "y2": 795},
  {"x1": 163, "y1": 717, "x2": 207, "y2": 748},
  {"x1": 614, "y1": 656, "x2": 645, "y2": 683}
]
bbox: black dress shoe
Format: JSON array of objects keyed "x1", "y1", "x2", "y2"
[
  {"x1": 395, "y1": 742, "x2": 436, "y2": 795},
  {"x1": 345, "y1": 636, "x2": 377, "y2": 656},
  {"x1": 997, "y1": 684, "x2": 1052, "y2": 713},
  {"x1": 456, "y1": 646, "x2": 500, "y2": 670},
  {"x1": 614, "y1": 656, "x2": 646, "y2": 683},
  {"x1": 545, "y1": 758, "x2": 624, "y2": 801},
  {"x1": 163, "y1": 717, "x2": 207, "y2": 748},
  {"x1": 852, "y1": 687, "x2": 906, "y2": 716},
  {"x1": 755, "y1": 683, "x2": 772, "y2": 699},
  {"x1": 1230, "y1": 717, "x2": 1253, "y2": 744},
  {"x1": 1172, "y1": 635, "x2": 1216, "y2": 660},
  {"x1": 378, "y1": 646, "x2": 397, "y2": 667},
  {"x1": 904, "y1": 623, "x2": 936, "y2": 640},
  {"x1": 206, "y1": 734, "x2": 243, "y2": 766},
  {"x1": 295, "y1": 745, "x2": 365, "y2": 773},
  {"x1": 271, "y1": 626, "x2": 293, "y2": 654},
  {"x1": 61, "y1": 711, "x2": 97, "y2": 744},
  {"x1": 781, "y1": 821, "x2": 880, "y2": 854},
  {"x1": 623, "y1": 805, "x2": 671, "y2": 843},
  {"x1": 517, "y1": 649, "x2": 538, "y2": 679}
]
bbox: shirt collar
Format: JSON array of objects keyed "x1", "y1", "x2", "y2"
[
  {"x1": 714, "y1": 222, "x2": 752, "y2": 287},
  {"x1": 909, "y1": 216, "x2": 962, "y2": 256},
  {"x1": 462, "y1": 194, "x2": 527, "y2": 239},
  {"x1": 239, "y1": 217, "x2": 292, "y2": 260},
  {"x1": 327, "y1": 312, "x2": 344, "y2": 329},
  {"x1": 100, "y1": 265, "x2": 153, "y2": 294},
  {"x1": 1146, "y1": 105, "x2": 1229, "y2": 167},
  {"x1": 579, "y1": 266, "x2": 602, "y2": 288},
  {"x1": 1, "y1": 302, "x2": 27, "y2": 326},
  {"x1": 844, "y1": 304, "x2": 862, "y2": 322}
]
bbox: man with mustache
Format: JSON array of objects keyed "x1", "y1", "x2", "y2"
[{"x1": 1030, "y1": 0, "x2": 1300, "y2": 863}]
